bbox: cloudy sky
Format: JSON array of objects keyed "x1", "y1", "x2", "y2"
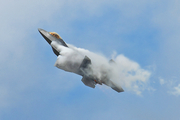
[{"x1": 1, "y1": 0, "x2": 180, "y2": 119}]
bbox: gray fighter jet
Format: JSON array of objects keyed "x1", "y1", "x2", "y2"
[{"x1": 38, "y1": 28, "x2": 124, "y2": 93}]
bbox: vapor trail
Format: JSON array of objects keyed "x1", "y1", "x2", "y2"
[{"x1": 68, "y1": 44, "x2": 151, "y2": 95}]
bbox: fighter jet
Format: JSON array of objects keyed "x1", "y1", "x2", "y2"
[{"x1": 38, "y1": 28, "x2": 124, "y2": 93}]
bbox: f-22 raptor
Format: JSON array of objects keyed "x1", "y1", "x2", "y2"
[{"x1": 38, "y1": 28, "x2": 124, "y2": 93}]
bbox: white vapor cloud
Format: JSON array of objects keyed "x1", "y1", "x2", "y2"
[
  {"x1": 158, "y1": 77, "x2": 180, "y2": 96},
  {"x1": 170, "y1": 84, "x2": 180, "y2": 96},
  {"x1": 65, "y1": 44, "x2": 151, "y2": 95},
  {"x1": 113, "y1": 55, "x2": 151, "y2": 95},
  {"x1": 159, "y1": 78, "x2": 165, "y2": 85}
]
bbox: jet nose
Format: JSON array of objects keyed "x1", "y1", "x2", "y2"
[
  {"x1": 38, "y1": 28, "x2": 69, "y2": 47},
  {"x1": 38, "y1": 28, "x2": 47, "y2": 34},
  {"x1": 38, "y1": 28, "x2": 43, "y2": 32},
  {"x1": 38, "y1": 28, "x2": 52, "y2": 44}
]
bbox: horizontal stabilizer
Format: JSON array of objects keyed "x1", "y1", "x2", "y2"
[
  {"x1": 111, "y1": 86, "x2": 124, "y2": 93},
  {"x1": 103, "y1": 80, "x2": 124, "y2": 93},
  {"x1": 81, "y1": 77, "x2": 96, "y2": 88}
]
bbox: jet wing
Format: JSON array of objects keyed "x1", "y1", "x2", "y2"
[
  {"x1": 78, "y1": 56, "x2": 92, "y2": 76},
  {"x1": 79, "y1": 57, "x2": 124, "y2": 92},
  {"x1": 103, "y1": 80, "x2": 124, "y2": 93},
  {"x1": 79, "y1": 56, "x2": 96, "y2": 88}
]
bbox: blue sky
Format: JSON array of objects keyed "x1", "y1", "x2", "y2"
[{"x1": 1, "y1": 0, "x2": 180, "y2": 119}]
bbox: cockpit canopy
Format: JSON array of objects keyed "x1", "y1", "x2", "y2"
[{"x1": 49, "y1": 32, "x2": 62, "y2": 39}]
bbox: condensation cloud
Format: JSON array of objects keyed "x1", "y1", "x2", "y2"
[{"x1": 63, "y1": 44, "x2": 152, "y2": 95}]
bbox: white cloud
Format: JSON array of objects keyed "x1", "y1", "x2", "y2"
[
  {"x1": 158, "y1": 77, "x2": 180, "y2": 97},
  {"x1": 113, "y1": 54, "x2": 151, "y2": 95},
  {"x1": 170, "y1": 84, "x2": 180, "y2": 96},
  {"x1": 159, "y1": 78, "x2": 165, "y2": 85}
]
